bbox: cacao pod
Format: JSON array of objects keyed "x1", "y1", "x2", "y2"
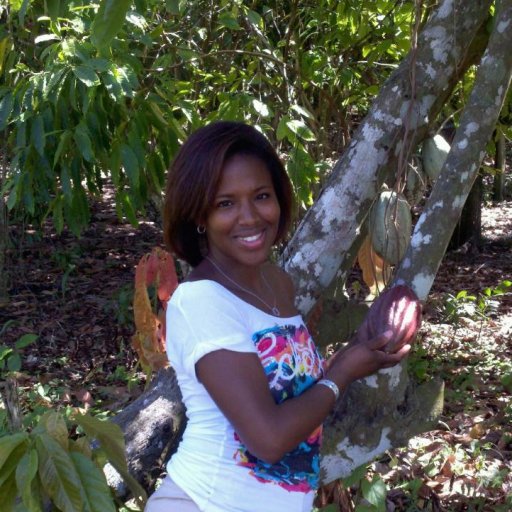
[
  {"x1": 421, "y1": 134, "x2": 450, "y2": 181},
  {"x1": 404, "y1": 156, "x2": 427, "y2": 206},
  {"x1": 369, "y1": 190, "x2": 412, "y2": 265},
  {"x1": 358, "y1": 285, "x2": 422, "y2": 353}
]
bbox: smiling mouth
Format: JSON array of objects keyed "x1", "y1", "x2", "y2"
[{"x1": 237, "y1": 231, "x2": 264, "y2": 243}]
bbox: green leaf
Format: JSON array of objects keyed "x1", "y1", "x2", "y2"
[
  {"x1": 35, "y1": 433, "x2": 82, "y2": 512},
  {"x1": 0, "y1": 91, "x2": 14, "y2": 130},
  {"x1": 7, "y1": 352, "x2": 21, "y2": 372},
  {"x1": 0, "y1": 435, "x2": 29, "y2": 487},
  {"x1": 34, "y1": 34, "x2": 60, "y2": 44},
  {"x1": 73, "y1": 413, "x2": 146, "y2": 506},
  {"x1": 317, "y1": 506, "x2": 337, "y2": 512},
  {"x1": 46, "y1": 0, "x2": 62, "y2": 22},
  {"x1": 0, "y1": 472, "x2": 17, "y2": 512},
  {"x1": 15, "y1": 333, "x2": 38, "y2": 350},
  {"x1": 247, "y1": 9, "x2": 263, "y2": 28},
  {"x1": 291, "y1": 104, "x2": 314, "y2": 119},
  {"x1": 74, "y1": 123, "x2": 95, "y2": 163},
  {"x1": 70, "y1": 452, "x2": 116, "y2": 512},
  {"x1": 51, "y1": 195, "x2": 64, "y2": 233},
  {"x1": 15, "y1": 448, "x2": 41, "y2": 512},
  {"x1": 276, "y1": 116, "x2": 290, "y2": 141},
  {"x1": 218, "y1": 12, "x2": 241, "y2": 30},
  {"x1": 120, "y1": 192, "x2": 138, "y2": 226},
  {"x1": 343, "y1": 463, "x2": 368, "y2": 487},
  {"x1": 120, "y1": 144, "x2": 139, "y2": 187},
  {"x1": 54, "y1": 130, "x2": 72, "y2": 168},
  {"x1": 31, "y1": 116, "x2": 45, "y2": 156},
  {"x1": 38, "y1": 411, "x2": 69, "y2": 450},
  {"x1": 0, "y1": 345, "x2": 13, "y2": 361},
  {"x1": 73, "y1": 66, "x2": 100, "y2": 87},
  {"x1": 91, "y1": 0, "x2": 132, "y2": 50},
  {"x1": 165, "y1": 0, "x2": 180, "y2": 15},
  {"x1": 286, "y1": 119, "x2": 316, "y2": 141},
  {"x1": 102, "y1": 70, "x2": 123, "y2": 101},
  {"x1": 87, "y1": 58, "x2": 111, "y2": 72},
  {"x1": 252, "y1": 98, "x2": 270, "y2": 117},
  {"x1": 361, "y1": 476, "x2": 387, "y2": 511}
]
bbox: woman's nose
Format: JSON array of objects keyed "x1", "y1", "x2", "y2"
[{"x1": 239, "y1": 200, "x2": 258, "y2": 224}]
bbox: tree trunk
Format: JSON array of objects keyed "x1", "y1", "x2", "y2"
[
  {"x1": 0, "y1": 137, "x2": 9, "y2": 307},
  {"x1": 0, "y1": 200, "x2": 8, "y2": 307},
  {"x1": 492, "y1": 129, "x2": 506, "y2": 202},
  {"x1": 110, "y1": 0, "x2": 508, "y2": 493},
  {"x1": 448, "y1": 174, "x2": 483, "y2": 250},
  {"x1": 395, "y1": 0, "x2": 512, "y2": 301}
]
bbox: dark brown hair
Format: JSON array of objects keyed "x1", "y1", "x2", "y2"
[{"x1": 163, "y1": 121, "x2": 294, "y2": 267}]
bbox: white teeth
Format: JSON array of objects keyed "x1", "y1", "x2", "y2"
[{"x1": 240, "y1": 233, "x2": 261, "y2": 242}]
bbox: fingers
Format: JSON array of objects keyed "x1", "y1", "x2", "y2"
[
  {"x1": 380, "y1": 344, "x2": 411, "y2": 368},
  {"x1": 367, "y1": 329, "x2": 393, "y2": 350}
]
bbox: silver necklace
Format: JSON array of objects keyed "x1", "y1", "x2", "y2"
[{"x1": 206, "y1": 256, "x2": 280, "y2": 316}]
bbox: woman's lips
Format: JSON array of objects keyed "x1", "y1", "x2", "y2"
[{"x1": 236, "y1": 230, "x2": 265, "y2": 247}]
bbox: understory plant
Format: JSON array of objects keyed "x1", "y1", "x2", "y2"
[{"x1": 0, "y1": 410, "x2": 146, "y2": 512}]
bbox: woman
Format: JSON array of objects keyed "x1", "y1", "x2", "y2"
[{"x1": 145, "y1": 121, "x2": 415, "y2": 512}]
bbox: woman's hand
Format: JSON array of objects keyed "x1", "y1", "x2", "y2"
[{"x1": 325, "y1": 330, "x2": 410, "y2": 388}]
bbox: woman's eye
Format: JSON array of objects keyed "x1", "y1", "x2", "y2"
[
  {"x1": 257, "y1": 193, "x2": 270, "y2": 200},
  {"x1": 217, "y1": 200, "x2": 232, "y2": 208}
]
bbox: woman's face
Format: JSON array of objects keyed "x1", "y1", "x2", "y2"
[{"x1": 205, "y1": 153, "x2": 281, "y2": 270}]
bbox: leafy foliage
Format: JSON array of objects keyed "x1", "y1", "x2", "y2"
[
  {"x1": 0, "y1": 0, "x2": 417, "y2": 233},
  {"x1": 0, "y1": 410, "x2": 146, "y2": 512}
]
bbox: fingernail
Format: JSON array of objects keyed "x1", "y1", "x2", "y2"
[{"x1": 384, "y1": 329, "x2": 393, "y2": 338}]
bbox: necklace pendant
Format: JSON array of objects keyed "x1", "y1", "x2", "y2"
[{"x1": 271, "y1": 306, "x2": 280, "y2": 316}]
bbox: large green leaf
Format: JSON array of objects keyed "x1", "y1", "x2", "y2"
[
  {"x1": 0, "y1": 437, "x2": 29, "y2": 489},
  {"x1": 0, "y1": 472, "x2": 17, "y2": 512},
  {"x1": 73, "y1": 123, "x2": 95, "y2": 163},
  {"x1": 15, "y1": 448, "x2": 42, "y2": 512},
  {"x1": 14, "y1": 333, "x2": 38, "y2": 350},
  {"x1": 0, "y1": 91, "x2": 14, "y2": 130},
  {"x1": 70, "y1": 452, "x2": 116, "y2": 512},
  {"x1": 91, "y1": 0, "x2": 131, "y2": 50},
  {"x1": 286, "y1": 119, "x2": 316, "y2": 141},
  {"x1": 38, "y1": 411, "x2": 69, "y2": 450},
  {"x1": 35, "y1": 434, "x2": 82, "y2": 512},
  {"x1": 31, "y1": 115, "x2": 46, "y2": 156},
  {"x1": 52, "y1": 195, "x2": 64, "y2": 233},
  {"x1": 73, "y1": 413, "x2": 147, "y2": 506},
  {"x1": 0, "y1": 433, "x2": 29, "y2": 471},
  {"x1": 54, "y1": 130, "x2": 72, "y2": 168},
  {"x1": 120, "y1": 143, "x2": 139, "y2": 188},
  {"x1": 73, "y1": 66, "x2": 100, "y2": 87}
]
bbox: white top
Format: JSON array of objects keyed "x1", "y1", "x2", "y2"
[{"x1": 165, "y1": 280, "x2": 325, "y2": 512}]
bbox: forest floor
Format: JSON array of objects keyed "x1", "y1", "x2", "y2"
[{"x1": 1, "y1": 194, "x2": 511, "y2": 512}]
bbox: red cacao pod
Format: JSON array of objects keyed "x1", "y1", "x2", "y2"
[{"x1": 360, "y1": 285, "x2": 422, "y2": 353}]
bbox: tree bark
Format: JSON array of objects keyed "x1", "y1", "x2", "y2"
[
  {"x1": 448, "y1": 174, "x2": 483, "y2": 251},
  {"x1": 0, "y1": 136, "x2": 9, "y2": 307},
  {"x1": 492, "y1": 129, "x2": 506, "y2": 203},
  {"x1": 112, "y1": 0, "x2": 504, "y2": 492},
  {"x1": 395, "y1": 0, "x2": 512, "y2": 300}
]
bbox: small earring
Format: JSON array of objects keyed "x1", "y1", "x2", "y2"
[{"x1": 197, "y1": 225, "x2": 206, "y2": 235}]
